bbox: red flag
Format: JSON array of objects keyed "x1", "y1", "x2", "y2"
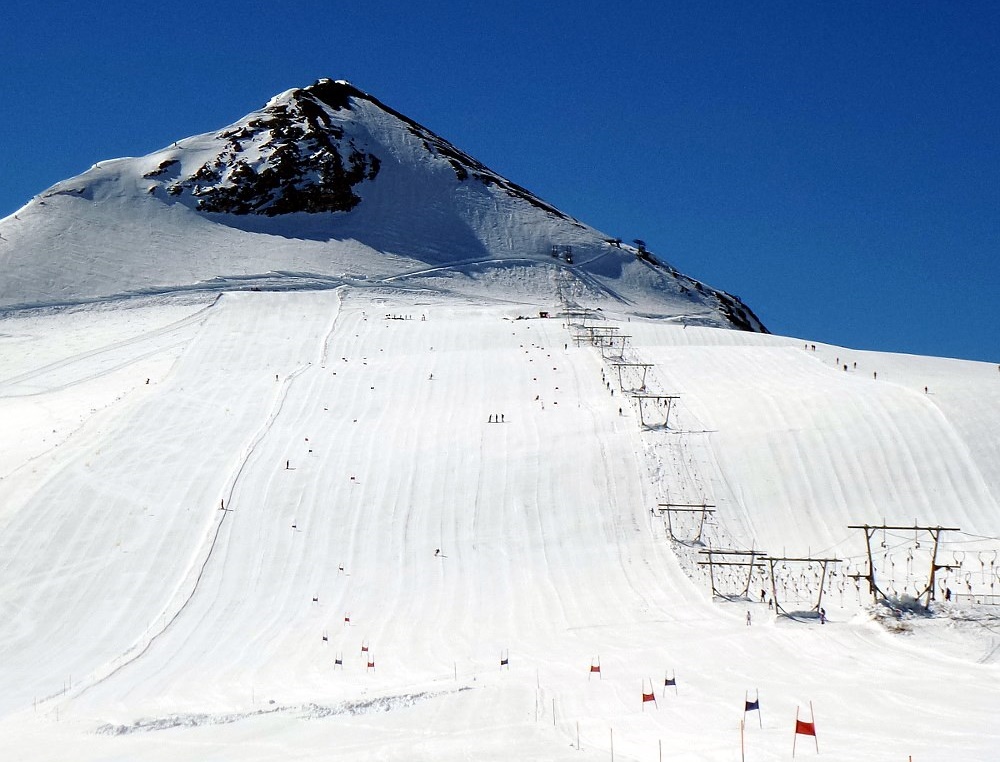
[
  {"x1": 795, "y1": 719, "x2": 816, "y2": 737},
  {"x1": 792, "y1": 703, "x2": 819, "y2": 757},
  {"x1": 588, "y1": 659, "x2": 602, "y2": 681},
  {"x1": 642, "y1": 691, "x2": 656, "y2": 703}
]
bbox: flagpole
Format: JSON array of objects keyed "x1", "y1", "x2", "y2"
[
  {"x1": 740, "y1": 719, "x2": 745, "y2": 762},
  {"x1": 811, "y1": 701, "x2": 818, "y2": 753},
  {"x1": 793, "y1": 706, "x2": 799, "y2": 758}
]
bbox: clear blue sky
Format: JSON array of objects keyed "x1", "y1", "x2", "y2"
[{"x1": 2, "y1": 2, "x2": 997, "y2": 361}]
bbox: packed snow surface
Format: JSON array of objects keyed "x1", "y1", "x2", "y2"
[{"x1": 1, "y1": 286, "x2": 998, "y2": 760}]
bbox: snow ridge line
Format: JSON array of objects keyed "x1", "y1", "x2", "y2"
[
  {"x1": 0, "y1": 335, "x2": 194, "y2": 485},
  {"x1": 0, "y1": 287, "x2": 234, "y2": 317},
  {"x1": 0, "y1": 296, "x2": 218, "y2": 393},
  {"x1": 316, "y1": 287, "x2": 346, "y2": 366},
  {"x1": 70, "y1": 301, "x2": 340, "y2": 702},
  {"x1": 94, "y1": 688, "x2": 459, "y2": 735},
  {"x1": 377, "y1": 248, "x2": 614, "y2": 286},
  {"x1": 0, "y1": 337, "x2": 191, "y2": 399}
]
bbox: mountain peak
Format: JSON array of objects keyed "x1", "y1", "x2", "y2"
[
  {"x1": 0, "y1": 79, "x2": 766, "y2": 334},
  {"x1": 299, "y1": 78, "x2": 365, "y2": 110},
  {"x1": 151, "y1": 79, "x2": 380, "y2": 216}
]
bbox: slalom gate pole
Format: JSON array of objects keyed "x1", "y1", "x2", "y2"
[
  {"x1": 793, "y1": 706, "x2": 799, "y2": 758},
  {"x1": 811, "y1": 701, "x2": 818, "y2": 753}
]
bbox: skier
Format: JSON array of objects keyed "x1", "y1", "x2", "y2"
[{"x1": 746, "y1": 611, "x2": 752, "y2": 627}]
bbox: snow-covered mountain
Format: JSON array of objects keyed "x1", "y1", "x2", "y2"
[
  {"x1": 0, "y1": 78, "x2": 762, "y2": 332},
  {"x1": 1, "y1": 80, "x2": 998, "y2": 761}
]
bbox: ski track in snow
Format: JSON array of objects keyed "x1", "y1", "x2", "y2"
[{"x1": 0, "y1": 290, "x2": 997, "y2": 761}]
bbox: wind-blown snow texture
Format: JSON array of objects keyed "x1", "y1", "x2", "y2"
[{"x1": 0, "y1": 81, "x2": 998, "y2": 761}]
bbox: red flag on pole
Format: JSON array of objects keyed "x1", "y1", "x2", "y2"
[
  {"x1": 792, "y1": 703, "x2": 819, "y2": 757},
  {"x1": 642, "y1": 678, "x2": 658, "y2": 710},
  {"x1": 589, "y1": 657, "x2": 602, "y2": 680},
  {"x1": 795, "y1": 720, "x2": 816, "y2": 737}
]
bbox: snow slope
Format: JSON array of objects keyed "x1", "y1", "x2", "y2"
[
  {"x1": 0, "y1": 287, "x2": 997, "y2": 761},
  {"x1": 0, "y1": 80, "x2": 763, "y2": 330},
  {"x1": 0, "y1": 80, "x2": 762, "y2": 333},
  {"x1": 0, "y1": 77, "x2": 996, "y2": 761}
]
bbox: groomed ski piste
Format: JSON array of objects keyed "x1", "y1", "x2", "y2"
[{"x1": 1, "y1": 275, "x2": 998, "y2": 761}]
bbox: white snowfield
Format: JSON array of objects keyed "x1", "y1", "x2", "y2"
[{"x1": 1, "y1": 288, "x2": 997, "y2": 761}]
